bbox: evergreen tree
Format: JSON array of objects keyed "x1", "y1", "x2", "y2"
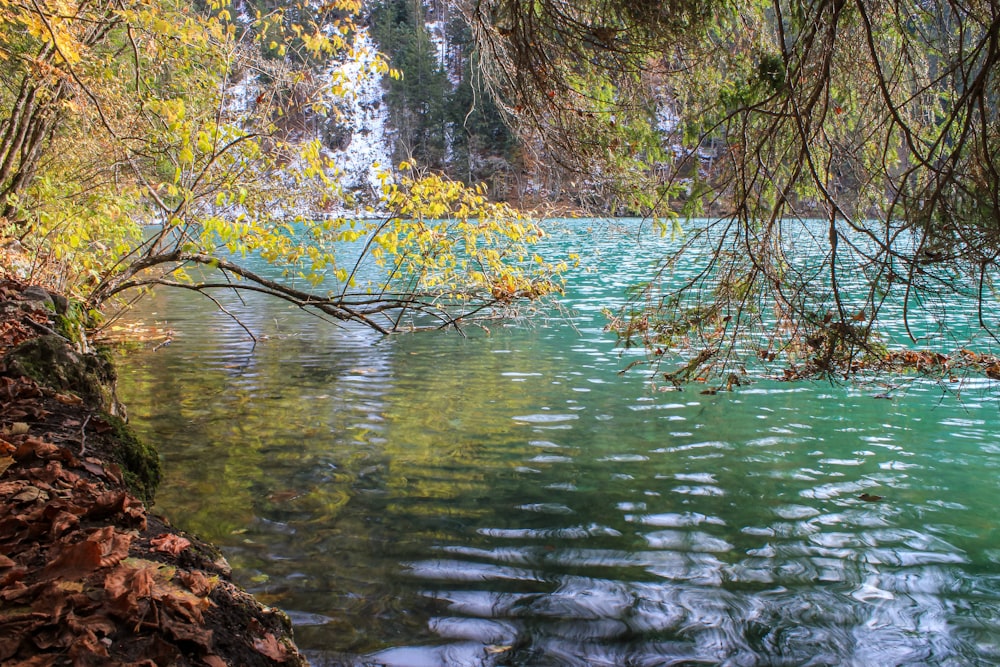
[{"x1": 369, "y1": 0, "x2": 448, "y2": 169}]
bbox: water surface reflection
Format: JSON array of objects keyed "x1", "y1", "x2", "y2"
[{"x1": 117, "y1": 220, "x2": 1000, "y2": 665}]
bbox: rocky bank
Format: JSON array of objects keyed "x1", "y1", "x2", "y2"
[{"x1": 0, "y1": 278, "x2": 308, "y2": 667}]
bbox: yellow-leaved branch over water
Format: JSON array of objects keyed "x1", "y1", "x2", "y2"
[{"x1": 0, "y1": 0, "x2": 564, "y2": 334}]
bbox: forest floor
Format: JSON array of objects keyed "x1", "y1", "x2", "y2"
[{"x1": 0, "y1": 277, "x2": 307, "y2": 666}]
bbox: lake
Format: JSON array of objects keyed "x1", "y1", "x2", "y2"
[{"x1": 115, "y1": 218, "x2": 1000, "y2": 666}]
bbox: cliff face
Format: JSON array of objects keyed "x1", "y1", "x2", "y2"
[{"x1": 0, "y1": 279, "x2": 307, "y2": 667}]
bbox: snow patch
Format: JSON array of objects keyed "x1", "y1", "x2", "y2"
[{"x1": 320, "y1": 28, "x2": 394, "y2": 200}]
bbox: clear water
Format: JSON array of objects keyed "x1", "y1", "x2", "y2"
[{"x1": 115, "y1": 219, "x2": 1000, "y2": 666}]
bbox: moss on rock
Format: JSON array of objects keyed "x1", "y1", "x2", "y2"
[
  {"x1": 102, "y1": 412, "x2": 161, "y2": 505},
  {"x1": 2, "y1": 335, "x2": 120, "y2": 412},
  {"x1": 2, "y1": 334, "x2": 161, "y2": 503}
]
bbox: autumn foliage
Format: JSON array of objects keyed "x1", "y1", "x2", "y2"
[{"x1": 0, "y1": 282, "x2": 304, "y2": 666}]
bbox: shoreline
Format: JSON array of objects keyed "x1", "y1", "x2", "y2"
[{"x1": 0, "y1": 278, "x2": 307, "y2": 666}]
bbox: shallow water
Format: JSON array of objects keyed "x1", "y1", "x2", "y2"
[{"x1": 116, "y1": 219, "x2": 1000, "y2": 665}]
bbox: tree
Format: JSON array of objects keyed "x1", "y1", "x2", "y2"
[
  {"x1": 444, "y1": 15, "x2": 517, "y2": 187},
  {"x1": 0, "y1": 0, "x2": 564, "y2": 334},
  {"x1": 466, "y1": 0, "x2": 1000, "y2": 383},
  {"x1": 369, "y1": 0, "x2": 449, "y2": 169}
]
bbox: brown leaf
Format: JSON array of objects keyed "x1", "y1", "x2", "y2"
[
  {"x1": 150, "y1": 533, "x2": 191, "y2": 556},
  {"x1": 202, "y1": 656, "x2": 228, "y2": 667},
  {"x1": 0, "y1": 455, "x2": 13, "y2": 477},
  {"x1": 66, "y1": 620, "x2": 111, "y2": 660},
  {"x1": 162, "y1": 614, "x2": 214, "y2": 649},
  {"x1": 6, "y1": 422, "x2": 29, "y2": 436},
  {"x1": 53, "y1": 392, "x2": 83, "y2": 405},
  {"x1": 86, "y1": 491, "x2": 127, "y2": 519},
  {"x1": 104, "y1": 462, "x2": 124, "y2": 485},
  {"x1": 0, "y1": 568, "x2": 28, "y2": 591},
  {"x1": 103, "y1": 566, "x2": 145, "y2": 618},
  {"x1": 91, "y1": 417, "x2": 114, "y2": 434},
  {"x1": 80, "y1": 459, "x2": 107, "y2": 478},
  {"x1": 30, "y1": 581, "x2": 72, "y2": 622},
  {"x1": 12, "y1": 485, "x2": 49, "y2": 504},
  {"x1": 14, "y1": 437, "x2": 62, "y2": 461},
  {"x1": 254, "y1": 633, "x2": 290, "y2": 662},
  {"x1": 159, "y1": 584, "x2": 212, "y2": 623},
  {"x1": 49, "y1": 510, "x2": 80, "y2": 538},
  {"x1": 103, "y1": 565, "x2": 131, "y2": 600},
  {"x1": 179, "y1": 570, "x2": 217, "y2": 597},
  {"x1": 31, "y1": 624, "x2": 72, "y2": 650},
  {"x1": 131, "y1": 563, "x2": 156, "y2": 599},
  {"x1": 43, "y1": 539, "x2": 103, "y2": 581},
  {"x1": 0, "y1": 554, "x2": 15, "y2": 568},
  {"x1": 82, "y1": 525, "x2": 133, "y2": 568},
  {"x1": 43, "y1": 527, "x2": 132, "y2": 581},
  {"x1": 67, "y1": 611, "x2": 117, "y2": 637},
  {"x1": 0, "y1": 479, "x2": 27, "y2": 495},
  {"x1": 0, "y1": 620, "x2": 35, "y2": 661}
]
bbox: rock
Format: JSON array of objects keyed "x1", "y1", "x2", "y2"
[
  {"x1": 21, "y1": 285, "x2": 55, "y2": 310},
  {"x1": 2, "y1": 334, "x2": 121, "y2": 415},
  {"x1": 50, "y1": 292, "x2": 69, "y2": 314}
]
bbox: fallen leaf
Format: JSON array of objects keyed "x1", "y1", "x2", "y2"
[
  {"x1": 150, "y1": 533, "x2": 191, "y2": 556},
  {"x1": 14, "y1": 438, "x2": 62, "y2": 461},
  {"x1": 43, "y1": 539, "x2": 103, "y2": 581},
  {"x1": 96, "y1": 528, "x2": 133, "y2": 568},
  {"x1": 0, "y1": 456, "x2": 13, "y2": 477},
  {"x1": 80, "y1": 460, "x2": 107, "y2": 478},
  {"x1": 6, "y1": 422, "x2": 29, "y2": 436},
  {"x1": 12, "y1": 486, "x2": 49, "y2": 503},
  {"x1": 253, "y1": 633, "x2": 289, "y2": 662},
  {"x1": 53, "y1": 392, "x2": 84, "y2": 405},
  {"x1": 49, "y1": 510, "x2": 79, "y2": 538},
  {"x1": 179, "y1": 570, "x2": 218, "y2": 597},
  {"x1": 161, "y1": 614, "x2": 213, "y2": 649}
]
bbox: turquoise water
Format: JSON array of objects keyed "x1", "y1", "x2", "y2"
[{"x1": 115, "y1": 219, "x2": 1000, "y2": 665}]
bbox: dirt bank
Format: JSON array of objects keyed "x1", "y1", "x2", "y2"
[{"x1": 0, "y1": 278, "x2": 308, "y2": 666}]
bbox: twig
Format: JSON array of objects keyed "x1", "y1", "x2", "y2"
[{"x1": 78, "y1": 414, "x2": 92, "y2": 457}]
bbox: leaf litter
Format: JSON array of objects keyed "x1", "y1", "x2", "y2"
[{"x1": 0, "y1": 278, "x2": 306, "y2": 666}]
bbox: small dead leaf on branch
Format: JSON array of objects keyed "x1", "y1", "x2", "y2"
[{"x1": 150, "y1": 533, "x2": 191, "y2": 556}]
